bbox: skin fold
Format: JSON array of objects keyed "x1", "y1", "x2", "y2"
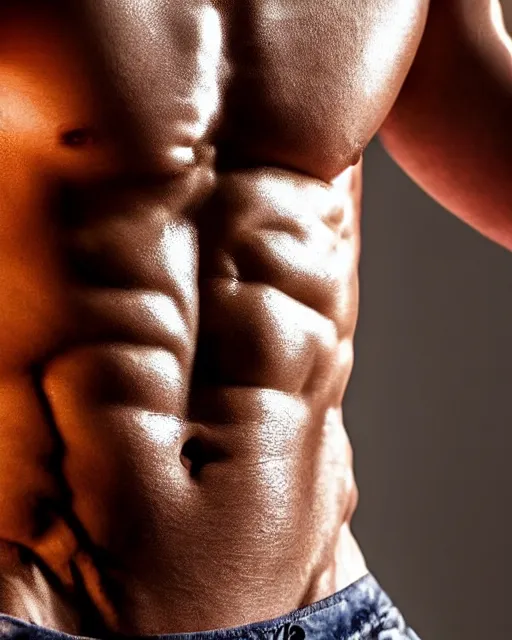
[{"x1": 0, "y1": 0, "x2": 510, "y2": 635}]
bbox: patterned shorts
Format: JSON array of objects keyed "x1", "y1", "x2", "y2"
[{"x1": 0, "y1": 574, "x2": 421, "y2": 640}]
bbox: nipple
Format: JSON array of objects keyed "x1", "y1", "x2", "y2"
[{"x1": 59, "y1": 126, "x2": 97, "y2": 148}]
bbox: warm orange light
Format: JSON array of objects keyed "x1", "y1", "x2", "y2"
[{"x1": 0, "y1": 8, "x2": 117, "y2": 179}]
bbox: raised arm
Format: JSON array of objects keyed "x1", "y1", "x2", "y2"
[{"x1": 379, "y1": 0, "x2": 512, "y2": 251}]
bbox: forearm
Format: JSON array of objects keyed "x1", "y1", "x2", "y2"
[{"x1": 379, "y1": 0, "x2": 512, "y2": 251}]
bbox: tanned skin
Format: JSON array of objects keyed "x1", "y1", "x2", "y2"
[{"x1": 0, "y1": 0, "x2": 509, "y2": 635}]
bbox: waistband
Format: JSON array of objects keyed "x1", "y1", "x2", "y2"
[{"x1": 0, "y1": 573, "x2": 420, "y2": 640}]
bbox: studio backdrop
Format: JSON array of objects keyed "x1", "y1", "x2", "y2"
[{"x1": 345, "y1": 2, "x2": 512, "y2": 639}]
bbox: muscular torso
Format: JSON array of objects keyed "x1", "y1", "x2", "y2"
[{"x1": 0, "y1": 1, "x2": 428, "y2": 635}]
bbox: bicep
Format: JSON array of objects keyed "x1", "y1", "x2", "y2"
[{"x1": 378, "y1": 0, "x2": 512, "y2": 250}]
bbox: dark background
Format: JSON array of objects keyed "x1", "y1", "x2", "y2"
[{"x1": 345, "y1": 2, "x2": 512, "y2": 638}]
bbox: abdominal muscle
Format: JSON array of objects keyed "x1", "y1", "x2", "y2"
[
  {"x1": 0, "y1": 156, "x2": 367, "y2": 636},
  {"x1": 0, "y1": 0, "x2": 427, "y2": 629}
]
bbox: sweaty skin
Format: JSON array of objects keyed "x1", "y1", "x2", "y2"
[{"x1": 0, "y1": 0, "x2": 509, "y2": 636}]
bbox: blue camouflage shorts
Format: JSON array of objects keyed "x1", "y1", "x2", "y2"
[{"x1": 0, "y1": 574, "x2": 421, "y2": 640}]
